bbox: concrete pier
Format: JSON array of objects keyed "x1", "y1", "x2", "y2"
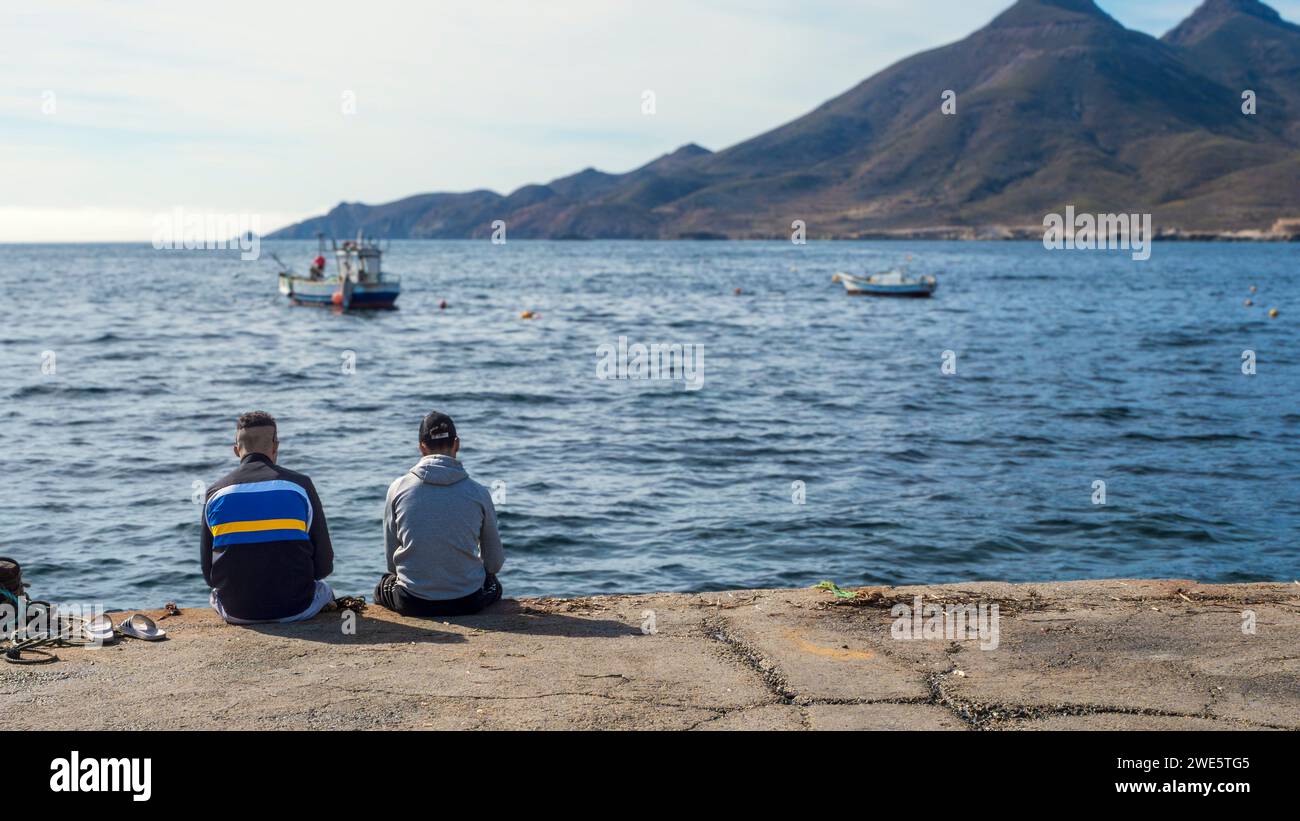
[{"x1": 2, "y1": 579, "x2": 1296, "y2": 730}]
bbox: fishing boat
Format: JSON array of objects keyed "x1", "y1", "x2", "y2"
[
  {"x1": 832, "y1": 268, "x2": 937, "y2": 298},
  {"x1": 277, "y1": 233, "x2": 401, "y2": 310}
]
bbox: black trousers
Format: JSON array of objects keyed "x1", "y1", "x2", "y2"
[{"x1": 374, "y1": 573, "x2": 502, "y2": 617}]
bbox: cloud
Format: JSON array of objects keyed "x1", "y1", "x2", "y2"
[{"x1": 3, "y1": 0, "x2": 1298, "y2": 240}]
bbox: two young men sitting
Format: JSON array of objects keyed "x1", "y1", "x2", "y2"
[{"x1": 201, "y1": 410, "x2": 503, "y2": 624}]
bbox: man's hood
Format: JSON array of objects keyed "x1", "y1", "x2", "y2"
[{"x1": 410, "y1": 454, "x2": 468, "y2": 486}]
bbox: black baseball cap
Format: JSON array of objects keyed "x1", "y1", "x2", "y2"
[{"x1": 419, "y1": 411, "x2": 457, "y2": 449}]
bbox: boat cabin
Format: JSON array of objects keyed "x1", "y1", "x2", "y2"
[{"x1": 336, "y1": 239, "x2": 383, "y2": 283}]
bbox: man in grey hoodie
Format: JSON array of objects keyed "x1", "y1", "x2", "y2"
[{"x1": 374, "y1": 411, "x2": 504, "y2": 617}]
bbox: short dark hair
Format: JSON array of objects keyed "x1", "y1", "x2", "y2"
[
  {"x1": 237, "y1": 411, "x2": 277, "y2": 432},
  {"x1": 236, "y1": 411, "x2": 278, "y2": 454}
]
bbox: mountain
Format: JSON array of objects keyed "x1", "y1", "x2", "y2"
[
  {"x1": 1163, "y1": 0, "x2": 1300, "y2": 140},
  {"x1": 270, "y1": 0, "x2": 1300, "y2": 240}
]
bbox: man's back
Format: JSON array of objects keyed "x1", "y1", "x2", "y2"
[
  {"x1": 202, "y1": 453, "x2": 333, "y2": 622},
  {"x1": 385, "y1": 454, "x2": 503, "y2": 601}
]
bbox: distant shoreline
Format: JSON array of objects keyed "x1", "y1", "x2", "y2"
[
  {"x1": 657, "y1": 230, "x2": 1300, "y2": 243},
  {"x1": 6, "y1": 233, "x2": 1300, "y2": 246},
  {"x1": 265, "y1": 225, "x2": 1300, "y2": 243}
]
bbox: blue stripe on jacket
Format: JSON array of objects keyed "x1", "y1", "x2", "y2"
[
  {"x1": 215, "y1": 528, "x2": 312, "y2": 547},
  {"x1": 206, "y1": 481, "x2": 313, "y2": 548}
]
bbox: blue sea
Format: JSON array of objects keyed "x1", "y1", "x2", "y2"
[{"x1": 0, "y1": 241, "x2": 1295, "y2": 609}]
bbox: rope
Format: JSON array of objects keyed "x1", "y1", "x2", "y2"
[
  {"x1": 3, "y1": 605, "x2": 99, "y2": 665},
  {"x1": 3, "y1": 637, "x2": 61, "y2": 665}
]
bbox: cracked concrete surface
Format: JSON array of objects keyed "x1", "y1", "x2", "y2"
[{"x1": 2, "y1": 580, "x2": 1296, "y2": 730}]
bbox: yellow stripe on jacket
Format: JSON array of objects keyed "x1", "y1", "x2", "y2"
[{"x1": 209, "y1": 518, "x2": 308, "y2": 537}]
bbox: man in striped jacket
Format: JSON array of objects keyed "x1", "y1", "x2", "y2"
[{"x1": 200, "y1": 411, "x2": 335, "y2": 623}]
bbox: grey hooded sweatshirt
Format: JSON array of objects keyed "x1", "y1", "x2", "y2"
[{"x1": 383, "y1": 454, "x2": 504, "y2": 601}]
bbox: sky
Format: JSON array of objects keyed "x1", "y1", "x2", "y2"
[{"x1": 4, "y1": 0, "x2": 1299, "y2": 241}]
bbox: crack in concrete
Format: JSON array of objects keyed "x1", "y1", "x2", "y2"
[
  {"x1": 925, "y1": 670, "x2": 1293, "y2": 731},
  {"x1": 701, "y1": 615, "x2": 797, "y2": 704},
  {"x1": 682, "y1": 704, "x2": 765, "y2": 731},
  {"x1": 703, "y1": 611, "x2": 1296, "y2": 731},
  {"x1": 331, "y1": 684, "x2": 708, "y2": 712}
]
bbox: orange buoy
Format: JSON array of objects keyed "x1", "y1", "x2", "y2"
[
  {"x1": 1269, "y1": 308, "x2": 1279, "y2": 318},
  {"x1": 520, "y1": 310, "x2": 537, "y2": 320},
  {"x1": 734, "y1": 287, "x2": 743, "y2": 296},
  {"x1": 331, "y1": 291, "x2": 343, "y2": 306}
]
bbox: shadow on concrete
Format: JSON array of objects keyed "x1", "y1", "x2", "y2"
[
  {"x1": 459, "y1": 600, "x2": 641, "y2": 638},
  {"x1": 239, "y1": 600, "x2": 639, "y2": 643},
  {"x1": 241, "y1": 613, "x2": 468, "y2": 646}
]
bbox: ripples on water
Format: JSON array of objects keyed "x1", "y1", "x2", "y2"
[{"x1": 0, "y1": 241, "x2": 1295, "y2": 608}]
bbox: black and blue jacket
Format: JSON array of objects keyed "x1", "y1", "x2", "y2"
[{"x1": 200, "y1": 453, "x2": 334, "y2": 621}]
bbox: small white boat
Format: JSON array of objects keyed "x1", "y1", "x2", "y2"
[
  {"x1": 277, "y1": 232, "x2": 401, "y2": 310},
  {"x1": 833, "y1": 268, "x2": 937, "y2": 298}
]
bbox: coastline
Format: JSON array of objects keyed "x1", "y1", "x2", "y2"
[
  {"x1": 4, "y1": 579, "x2": 1296, "y2": 731},
  {"x1": 829, "y1": 227, "x2": 1300, "y2": 242},
  {"x1": 7, "y1": 233, "x2": 1300, "y2": 246},
  {"x1": 261, "y1": 229, "x2": 1300, "y2": 242}
]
